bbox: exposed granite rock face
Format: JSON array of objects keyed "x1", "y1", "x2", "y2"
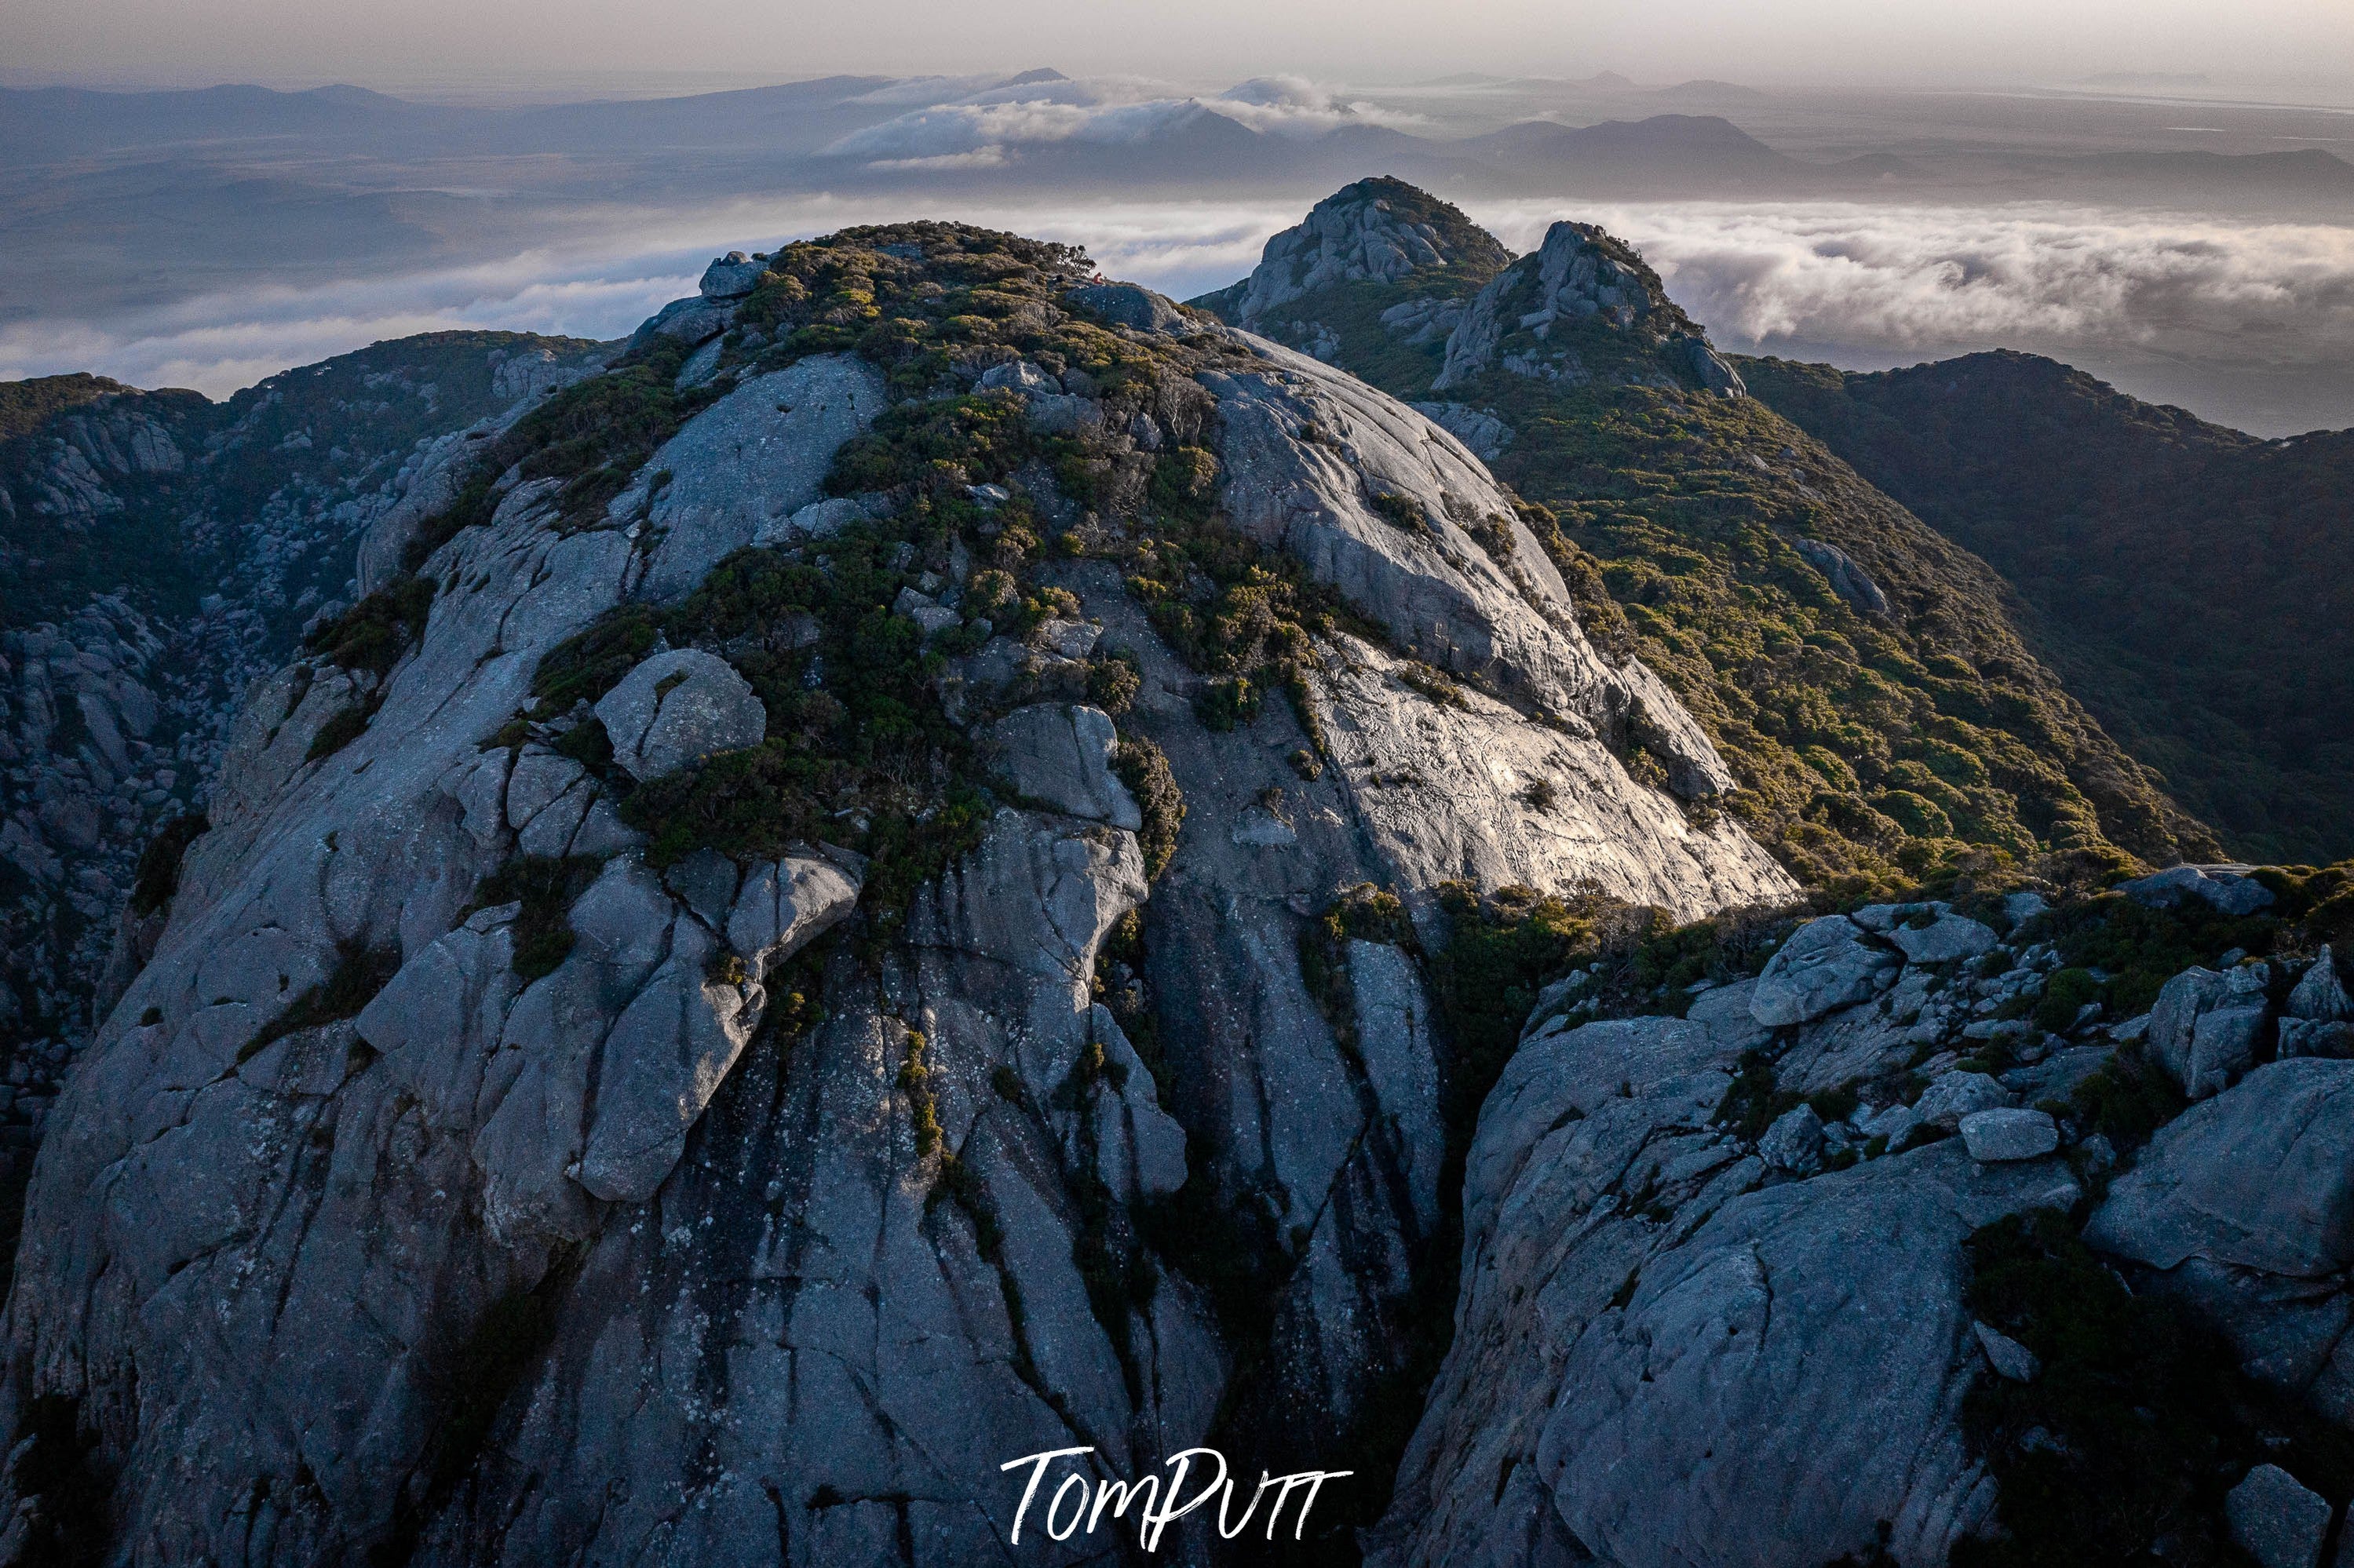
[
  {"x1": 1434, "y1": 219, "x2": 1744, "y2": 398},
  {"x1": 1203, "y1": 334, "x2": 1744, "y2": 803},
  {"x1": 2290, "y1": 946, "x2": 2351, "y2": 1023},
  {"x1": 2227, "y1": 1464, "x2": 2333, "y2": 1568},
  {"x1": 0, "y1": 335, "x2": 604, "y2": 1154},
  {"x1": 2088, "y1": 1057, "x2": 2354, "y2": 1422},
  {"x1": 1367, "y1": 1001, "x2": 2080, "y2": 1568},
  {"x1": 699, "y1": 249, "x2": 768, "y2": 300},
  {"x1": 1356, "y1": 873, "x2": 2354, "y2": 1566},
  {"x1": 1208, "y1": 177, "x2": 1509, "y2": 330},
  {"x1": 0, "y1": 231, "x2": 1802, "y2": 1566},
  {"x1": 636, "y1": 354, "x2": 889, "y2": 600},
  {"x1": 1408, "y1": 401, "x2": 1513, "y2": 463}
]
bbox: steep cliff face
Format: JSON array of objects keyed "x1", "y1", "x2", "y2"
[
  {"x1": 0, "y1": 227, "x2": 1790, "y2": 1563},
  {"x1": 0, "y1": 337, "x2": 603, "y2": 1285}
]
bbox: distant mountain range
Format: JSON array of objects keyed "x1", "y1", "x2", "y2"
[{"x1": 5, "y1": 71, "x2": 2347, "y2": 202}]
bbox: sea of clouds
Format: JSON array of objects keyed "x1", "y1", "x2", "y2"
[{"x1": 5, "y1": 193, "x2": 2352, "y2": 433}]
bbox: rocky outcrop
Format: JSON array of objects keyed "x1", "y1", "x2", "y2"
[
  {"x1": 1366, "y1": 871, "x2": 2354, "y2": 1566},
  {"x1": 1749, "y1": 913, "x2": 1900, "y2": 1025},
  {"x1": 1202, "y1": 335, "x2": 1743, "y2": 802},
  {"x1": 2088, "y1": 1056, "x2": 2354, "y2": 1422},
  {"x1": 0, "y1": 335, "x2": 604, "y2": 1148},
  {"x1": 1367, "y1": 887, "x2": 2243, "y2": 1566},
  {"x1": 0, "y1": 227, "x2": 1797, "y2": 1566},
  {"x1": 1433, "y1": 220, "x2": 1744, "y2": 397},
  {"x1": 1407, "y1": 401, "x2": 1513, "y2": 463},
  {"x1": 1204, "y1": 177, "x2": 1509, "y2": 330},
  {"x1": 1367, "y1": 997, "x2": 2080, "y2": 1568},
  {"x1": 1188, "y1": 178, "x2": 1510, "y2": 378},
  {"x1": 1791, "y1": 534, "x2": 1891, "y2": 618}
]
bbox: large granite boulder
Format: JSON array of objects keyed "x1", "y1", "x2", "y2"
[
  {"x1": 1889, "y1": 908, "x2": 1999, "y2": 965},
  {"x1": 2088, "y1": 1057, "x2": 2354, "y2": 1420},
  {"x1": 1749, "y1": 915, "x2": 1900, "y2": 1026},
  {"x1": 991, "y1": 704, "x2": 1141, "y2": 830},
  {"x1": 593, "y1": 647, "x2": 765, "y2": 782},
  {"x1": 699, "y1": 250, "x2": 768, "y2": 299},
  {"x1": 2148, "y1": 962, "x2": 2272, "y2": 1099},
  {"x1": 2117, "y1": 863, "x2": 2276, "y2": 917}
]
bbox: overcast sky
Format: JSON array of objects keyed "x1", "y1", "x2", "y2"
[{"x1": 7, "y1": 0, "x2": 2352, "y2": 95}]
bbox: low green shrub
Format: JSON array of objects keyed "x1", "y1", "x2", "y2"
[
  {"x1": 305, "y1": 574, "x2": 435, "y2": 676},
  {"x1": 129, "y1": 812, "x2": 208, "y2": 917},
  {"x1": 466, "y1": 855, "x2": 604, "y2": 980},
  {"x1": 305, "y1": 701, "x2": 374, "y2": 762},
  {"x1": 240, "y1": 940, "x2": 400, "y2": 1059},
  {"x1": 1955, "y1": 1208, "x2": 2354, "y2": 1566},
  {"x1": 1111, "y1": 738, "x2": 1184, "y2": 878}
]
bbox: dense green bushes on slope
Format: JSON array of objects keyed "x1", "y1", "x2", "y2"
[
  {"x1": 1745, "y1": 350, "x2": 2354, "y2": 864},
  {"x1": 0, "y1": 374, "x2": 133, "y2": 442}
]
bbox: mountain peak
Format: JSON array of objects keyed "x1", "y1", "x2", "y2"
[
  {"x1": 1434, "y1": 218, "x2": 1743, "y2": 396},
  {"x1": 1199, "y1": 176, "x2": 1510, "y2": 328}
]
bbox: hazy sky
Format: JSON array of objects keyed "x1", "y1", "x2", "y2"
[{"x1": 8, "y1": 0, "x2": 2353, "y2": 94}]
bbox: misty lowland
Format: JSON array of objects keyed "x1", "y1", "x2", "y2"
[{"x1": 3, "y1": 36, "x2": 2354, "y2": 1568}]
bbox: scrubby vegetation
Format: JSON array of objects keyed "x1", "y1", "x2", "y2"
[
  {"x1": 1958, "y1": 1208, "x2": 2354, "y2": 1566},
  {"x1": 239, "y1": 940, "x2": 400, "y2": 1060},
  {"x1": 1747, "y1": 350, "x2": 2354, "y2": 865},
  {"x1": 128, "y1": 812, "x2": 206, "y2": 917},
  {"x1": 0, "y1": 373, "x2": 129, "y2": 443},
  {"x1": 1111, "y1": 738, "x2": 1183, "y2": 877},
  {"x1": 1480, "y1": 385, "x2": 2210, "y2": 897},
  {"x1": 305, "y1": 574, "x2": 435, "y2": 676},
  {"x1": 465, "y1": 855, "x2": 604, "y2": 980}
]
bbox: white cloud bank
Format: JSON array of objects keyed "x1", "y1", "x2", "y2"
[
  {"x1": 5, "y1": 195, "x2": 2349, "y2": 432},
  {"x1": 1478, "y1": 200, "x2": 2354, "y2": 366},
  {"x1": 0, "y1": 196, "x2": 1301, "y2": 399}
]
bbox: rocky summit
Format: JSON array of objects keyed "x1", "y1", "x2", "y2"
[
  {"x1": 1, "y1": 186, "x2": 2351, "y2": 1568},
  {"x1": 0, "y1": 221, "x2": 1790, "y2": 1565}
]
